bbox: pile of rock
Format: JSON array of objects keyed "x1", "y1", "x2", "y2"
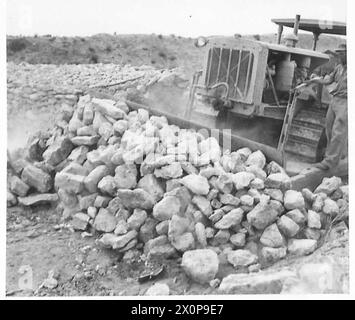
[
  {"x1": 7, "y1": 62, "x2": 187, "y2": 118},
  {"x1": 7, "y1": 94, "x2": 348, "y2": 285}
]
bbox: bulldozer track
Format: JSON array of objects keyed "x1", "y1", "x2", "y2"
[{"x1": 284, "y1": 107, "x2": 327, "y2": 163}]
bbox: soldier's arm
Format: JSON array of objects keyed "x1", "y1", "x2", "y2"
[{"x1": 309, "y1": 69, "x2": 335, "y2": 85}]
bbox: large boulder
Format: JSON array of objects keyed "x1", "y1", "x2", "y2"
[
  {"x1": 127, "y1": 208, "x2": 147, "y2": 230},
  {"x1": 277, "y1": 215, "x2": 300, "y2": 237},
  {"x1": 229, "y1": 233, "x2": 245, "y2": 248},
  {"x1": 168, "y1": 215, "x2": 190, "y2": 240},
  {"x1": 181, "y1": 249, "x2": 219, "y2": 284},
  {"x1": 114, "y1": 164, "x2": 137, "y2": 189},
  {"x1": 83, "y1": 103, "x2": 94, "y2": 125},
  {"x1": 246, "y1": 165, "x2": 267, "y2": 180},
  {"x1": 6, "y1": 190, "x2": 17, "y2": 207},
  {"x1": 219, "y1": 194, "x2": 240, "y2": 206},
  {"x1": 92, "y1": 98, "x2": 126, "y2": 119},
  {"x1": 215, "y1": 174, "x2": 234, "y2": 194},
  {"x1": 84, "y1": 165, "x2": 110, "y2": 193},
  {"x1": 265, "y1": 172, "x2": 290, "y2": 189},
  {"x1": 264, "y1": 188, "x2": 283, "y2": 202},
  {"x1": 307, "y1": 210, "x2": 321, "y2": 229},
  {"x1": 21, "y1": 164, "x2": 53, "y2": 193},
  {"x1": 10, "y1": 176, "x2": 29, "y2": 197},
  {"x1": 195, "y1": 222, "x2": 207, "y2": 247},
  {"x1": 145, "y1": 283, "x2": 170, "y2": 296},
  {"x1": 284, "y1": 190, "x2": 305, "y2": 210},
  {"x1": 218, "y1": 269, "x2": 295, "y2": 294},
  {"x1": 164, "y1": 186, "x2": 191, "y2": 214},
  {"x1": 99, "y1": 145, "x2": 117, "y2": 166},
  {"x1": 260, "y1": 223, "x2": 284, "y2": 248},
  {"x1": 18, "y1": 193, "x2": 58, "y2": 206},
  {"x1": 55, "y1": 172, "x2": 85, "y2": 194},
  {"x1": 287, "y1": 239, "x2": 317, "y2": 256},
  {"x1": 58, "y1": 188, "x2": 78, "y2": 208},
  {"x1": 98, "y1": 175, "x2": 116, "y2": 196},
  {"x1": 153, "y1": 196, "x2": 182, "y2": 221},
  {"x1": 93, "y1": 208, "x2": 117, "y2": 233},
  {"x1": 79, "y1": 193, "x2": 98, "y2": 211},
  {"x1": 144, "y1": 235, "x2": 168, "y2": 253},
  {"x1": 171, "y1": 232, "x2": 195, "y2": 252},
  {"x1": 137, "y1": 174, "x2": 165, "y2": 202},
  {"x1": 77, "y1": 125, "x2": 97, "y2": 136},
  {"x1": 199, "y1": 137, "x2": 221, "y2": 162},
  {"x1": 71, "y1": 213, "x2": 90, "y2": 231},
  {"x1": 61, "y1": 161, "x2": 88, "y2": 176},
  {"x1": 214, "y1": 208, "x2": 244, "y2": 229},
  {"x1": 7, "y1": 191, "x2": 17, "y2": 207},
  {"x1": 266, "y1": 161, "x2": 287, "y2": 175},
  {"x1": 70, "y1": 135, "x2": 100, "y2": 146},
  {"x1": 245, "y1": 150, "x2": 266, "y2": 168},
  {"x1": 43, "y1": 136, "x2": 73, "y2": 166},
  {"x1": 99, "y1": 230, "x2": 137, "y2": 250},
  {"x1": 314, "y1": 177, "x2": 342, "y2": 196},
  {"x1": 138, "y1": 217, "x2": 158, "y2": 243},
  {"x1": 116, "y1": 188, "x2": 155, "y2": 209},
  {"x1": 261, "y1": 247, "x2": 287, "y2": 264},
  {"x1": 285, "y1": 209, "x2": 306, "y2": 225},
  {"x1": 180, "y1": 174, "x2": 210, "y2": 195},
  {"x1": 323, "y1": 198, "x2": 340, "y2": 216},
  {"x1": 192, "y1": 196, "x2": 212, "y2": 217},
  {"x1": 227, "y1": 249, "x2": 258, "y2": 267},
  {"x1": 154, "y1": 162, "x2": 183, "y2": 179},
  {"x1": 113, "y1": 120, "x2": 128, "y2": 135},
  {"x1": 233, "y1": 172, "x2": 255, "y2": 190},
  {"x1": 247, "y1": 201, "x2": 279, "y2": 230}
]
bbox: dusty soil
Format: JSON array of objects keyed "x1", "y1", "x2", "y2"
[{"x1": 6, "y1": 204, "x2": 219, "y2": 296}]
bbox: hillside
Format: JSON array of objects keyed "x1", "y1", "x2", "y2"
[{"x1": 7, "y1": 33, "x2": 345, "y2": 75}]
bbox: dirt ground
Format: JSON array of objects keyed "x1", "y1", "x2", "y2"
[
  {"x1": 6, "y1": 203, "x2": 222, "y2": 296},
  {"x1": 6, "y1": 199, "x2": 349, "y2": 296}
]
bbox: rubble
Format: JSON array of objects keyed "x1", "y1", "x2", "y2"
[
  {"x1": 181, "y1": 249, "x2": 219, "y2": 284},
  {"x1": 10, "y1": 176, "x2": 30, "y2": 197},
  {"x1": 18, "y1": 193, "x2": 59, "y2": 206},
  {"x1": 284, "y1": 190, "x2": 305, "y2": 210},
  {"x1": 287, "y1": 239, "x2": 318, "y2": 256},
  {"x1": 314, "y1": 177, "x2": 342, "y2": 195},
  {"x1": 145, "y1": 283, "x2": 170, "y2": 296},
  {"x1": 93, "y1": 208, "x2": 117, "y2": 232},
  {"x1": 219, "y1": 269, "x2": 296, "y2": 294},
  {"x1": 227, "y1": 249, "x2": 258, "y2": 268},
  {"x1": 21, "y1": 164, "x2": 53, "y2": 193},
  {"x1": 260, "y1": 223, "x2": 284, "y2": 248},
  {"x1": 7, "y1": 92, "x2": 349, "y2": 286}
]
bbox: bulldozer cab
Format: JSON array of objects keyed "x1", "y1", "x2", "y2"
[
  {"x1": 187, "y1": 15, "x2": 346, "y2": 170},
  {"x1": 193, "y1": 38, "x2": 329, "y2": 119}
]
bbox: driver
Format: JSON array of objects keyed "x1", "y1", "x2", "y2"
[{"x1": 308, "y1": 43, "x2": 347, "y2": 170}]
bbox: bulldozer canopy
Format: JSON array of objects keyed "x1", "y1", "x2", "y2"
[{"x1": 272, "y1": 18, "x2": 346, "y2": 36}]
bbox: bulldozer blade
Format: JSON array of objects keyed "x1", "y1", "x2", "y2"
[{"x1": 288, "y1": 158, "x2": 348, "y2": 191}]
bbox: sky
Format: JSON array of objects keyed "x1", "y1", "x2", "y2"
[{"x1": 6, "y1": 0, "x2": 347, "y2": 37}]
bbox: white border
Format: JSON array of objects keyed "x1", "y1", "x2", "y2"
[{"x1": 1, "y1": 0, "x2": 354, "y2": 300}]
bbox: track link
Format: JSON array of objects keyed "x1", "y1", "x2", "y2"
[{"x1": 284, "y1": 106, "x2": 327, "y2": 163}]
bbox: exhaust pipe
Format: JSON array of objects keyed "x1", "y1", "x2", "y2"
[{"x1": 293, "y1": 15, "x2": 300, "y2": 37}]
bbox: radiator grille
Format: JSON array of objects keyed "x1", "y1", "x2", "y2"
[{"x1": 205, "y1": 47, "x2": 255, "y2": 103}]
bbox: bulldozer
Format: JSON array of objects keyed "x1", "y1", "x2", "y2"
[{"x1": 125, "y1": 15, "x2": 347, "y2": 190}]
